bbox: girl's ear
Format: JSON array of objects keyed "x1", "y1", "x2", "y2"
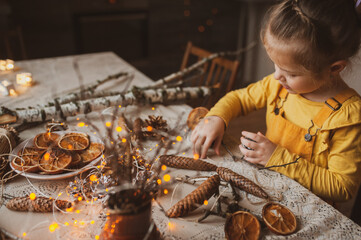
[{"x1": 330, "y1": 60, "x2": 347, "y2": 75}]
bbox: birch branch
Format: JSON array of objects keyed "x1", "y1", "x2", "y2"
[
  {"x1": 0, "y1": 86, "x2": 214, "y2": 124},
  {"x1": 143, "y1": 41, "x2": 257, "y2": 90},
  {"x1": 42, "y1": 72, "x2": 132, "y2": 107}
]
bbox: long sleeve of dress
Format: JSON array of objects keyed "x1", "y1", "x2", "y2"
[
  {"x1": 267, "y1": 124, "x2": 361, "y2": 202},
  {"x1": 206, "y1": 76, "x2": 279, "y2": 127}
]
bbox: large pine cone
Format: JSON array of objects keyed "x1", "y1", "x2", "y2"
[
  {"x1": 166, "y1": 174, "x2": 220, "y2": 218},
  {"x1": 6, "y1": 197, "x2": 72, "y2": 212},
  {"x1": 216, "y1": 167, "x2": 269, "y2": 200},
  {"x1": 159, "y1": 155, "x2": 217, "y2": 171}
]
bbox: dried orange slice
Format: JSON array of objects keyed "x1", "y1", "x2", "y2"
[
  {"x1": 11, "y1": 156, "x2": 39, "y2": 173},
  {"x1": 262, "y1": 202, "x2": 297, "y2": 235},
  {"x1": 58, "y1": 132, "x2": 89, "y2": 151},
  {"x1": 225, "y1": 210, "x2": 260, "y2": 240},
  {"x1": 80, "y1": 142, "x2": 104, "y2": 163},
  {"x1": 187, "y1": 107, "x2": 209, "y2": 130},
  {"x1": 38, "y1": 149, "x2": 72, "y2": 174},
  {"x1": 69, "y1": 152, "x2": 82, "y2": 167},
  {"x1": 18, "y1": 147, "x2": 45, "y2": 166},
  {"x1": 34, "y1": 132, "x2": 60, "y2": 149}
]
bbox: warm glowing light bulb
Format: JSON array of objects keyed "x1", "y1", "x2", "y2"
[
  {"x1": 176, "y1": 136, "x2": 183, "y2": 142},
  {"x1": 193, "y1": 153, "x2": 199, "y2": 160},
  {"x1": 49, "y1": 223, "x2": 58, "y2": 233},
  {"x1": 164, "y1": 189, "x2": 168, "y2": 194},
  {"x1": 122, "y1": 138, "x2": 126, "y2": 143},
  {"x1": 157, "y1": 179, "x2": 162, "y2": 185},
  {"x1": 89, "y1": 174, "x2": 98, "y2": 182},
  {"x1": 66, "y1": 207, "x2": 73, "y2": 212},
  {"x1": 105, "y1": 122, "x2": 111, "y2": 127},
  {"x1": 116, "y1": 126, "x2": 122, "y2": 132},
  {"x1": 95, "y1": 235, "x2": 100, "y2": 240},
  {"x1": 22, "y1": 232, "x2": 26, "y2": 236},
  {"x1": 29, "y1": 193, "x2": 36, "y2": 200},
  {"x1": 204, "y1": 200, "x2": 208, "y2": 205},
  {"x1": 9, "y1": 89, "x2": 17, "y2": 96},
  {"x1": 161, "y1": 165, "x2": 167, "y2": 171},
  {"x1": 163, "y1": 174, "x2": 171, "y2": 182},
  {"x1": 147, "y1": 126, "x2": 153, "y2": 131},
  {"x1": 44, "y1": 153, "x2": 50, "y2": 161},
  {"x1": 77, "y1": 122, "x2": 85, "y2": 127}
]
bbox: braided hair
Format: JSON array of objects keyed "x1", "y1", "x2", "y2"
[{"x1": 261, "y1": 0, "x2": 361, "y2": 73}]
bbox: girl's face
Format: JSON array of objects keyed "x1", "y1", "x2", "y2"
[{"x1": 264, "y1": 31, "x2": 330, "y2": 97}]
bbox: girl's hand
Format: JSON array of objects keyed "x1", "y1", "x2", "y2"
[
  {"x1": 191, "y1": 116, "x2": 225, "y2": 159},
  {"x1": 239, "y1": 131, "x2": 277, "y2": 166}
]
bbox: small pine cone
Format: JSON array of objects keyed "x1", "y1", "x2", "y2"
[
  {"x1": 6, "y1": 197, "x2": 72, "y2": 212},
  {"x1": 166, "y1": 175, "x2": 220, "y2": 218},
  {"x1": 216, "y1": 167, "x2": 269, "y2": 200},
  {"x1": 145, "y1": 115, "x2": 168, "y2": 131},
  {"x1": 159, "y1": 155, "x2": 217, "y2": 171}
]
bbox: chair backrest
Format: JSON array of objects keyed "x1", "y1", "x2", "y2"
[
  {"x1": 0, "y1": 26, "x2": 27, "y2": 60},
  {"x1": 180, "y1": 41, "x2": 240, "y2": 107}
]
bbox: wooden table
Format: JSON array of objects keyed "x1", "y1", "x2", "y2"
[{"x1": 1, "y1": 52, "x2": 361, "y2": 240}]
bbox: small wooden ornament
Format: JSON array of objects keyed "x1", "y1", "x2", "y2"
[
  {"x1": 6, "y1": 196, "x2": 72, "y2": 212},
  {"x1": 216, "y1": 167, "x2": 269, "y2": 200},
  {"x1": 166, "y1": 174, "x2": 220, "y2": 218},
  {"x1": 186, "y1": 107, "x2": 209, "y2": 130},
  {"x1": 159, "y1": 155, "x2": 217, "y2": 171}
]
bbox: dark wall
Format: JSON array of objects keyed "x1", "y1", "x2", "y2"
[{"x1": 1, "y1": 0, "x2": 241, "y2": 80}]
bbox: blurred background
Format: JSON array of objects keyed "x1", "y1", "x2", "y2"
[{"x1": 0, "y1": 0, "x2": 278, "y2": 88}]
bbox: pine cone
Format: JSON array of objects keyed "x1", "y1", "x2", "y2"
[
  {"x1": 166, "y1": 174, "x2": 220, "y2": 218},
  {"x1": 216, "y1": 167, "x2": 269, "y2": 200},
  {"x1": 0, "y1": 125, "x2": 18, "y2": 155},
  {"x1": 6, "y1": 197, "x2": 72, "y2": 212},
  {"x1": 144, "y1": 115, "x2": 168, "y2": 132},
  {"x1": 159, "y1": 155, "x2": 217, "y2": 171}
]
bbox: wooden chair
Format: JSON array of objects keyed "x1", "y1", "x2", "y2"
[
  {"x1": 0, "y1": 26, "x2": 27, "y2": 60},
  {"x1": 180, "y1": 41, "x2": 240, "y2": 108}
]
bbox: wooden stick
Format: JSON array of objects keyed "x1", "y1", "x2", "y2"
[
  {"x1": 0, "y1": 85, "x2": 214, "y2": 125},
  {"x1": 143, "y1": 42, "x2": 256, "y2": 90}
]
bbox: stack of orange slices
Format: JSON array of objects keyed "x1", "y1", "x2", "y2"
[{"x1": 11, "y1": 132, "x2": 104, "y2": 174}]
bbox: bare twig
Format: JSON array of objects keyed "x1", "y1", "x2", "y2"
[
  {"x1": 144, "y1": 42, "x2": 257, "y2": 90},
  {"x1": 260, "y1": 157, "x2": 300, "y2": 170}
]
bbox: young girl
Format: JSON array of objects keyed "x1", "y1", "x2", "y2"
[{"x1": 191, "y1": 0, "x2": 361, "y2": 202}]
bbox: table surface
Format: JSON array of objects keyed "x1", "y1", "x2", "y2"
[{"x1": 0, "y1": 52, "x2": 361, "y2": 240}]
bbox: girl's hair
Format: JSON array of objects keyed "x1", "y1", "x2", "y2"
[{"x1": 261, "y1": 0, "x2": 361, "y2": 73}]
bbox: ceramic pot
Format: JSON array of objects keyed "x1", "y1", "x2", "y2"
[{"x1": 100, "y1": 188, "x2": 157, "y2": 240}]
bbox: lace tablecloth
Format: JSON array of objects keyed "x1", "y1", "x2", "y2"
[{"x1": 0, "y1": 52, "x2": 360, "y2": 240}]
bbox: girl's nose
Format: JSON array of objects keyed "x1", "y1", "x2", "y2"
[{"x1": 274, "y1": 66, "x2": 284, "y2": 81}]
